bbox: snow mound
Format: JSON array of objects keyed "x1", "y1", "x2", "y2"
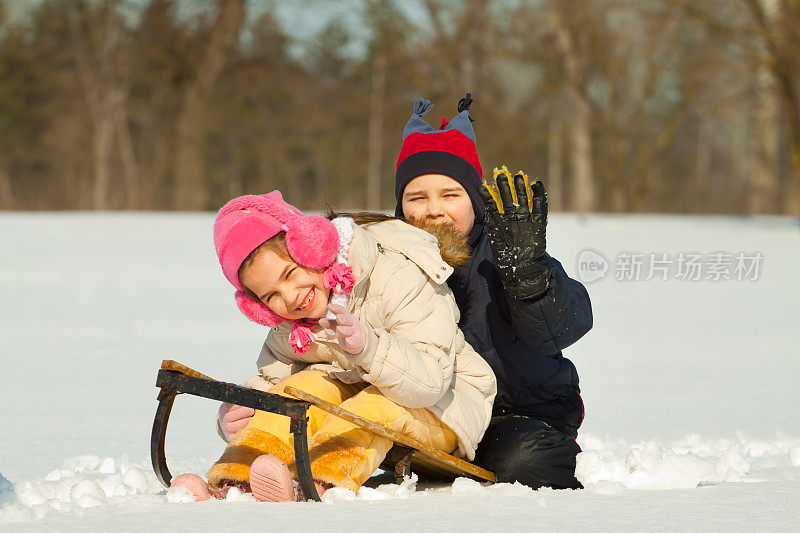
[
  {"x1": 0, "y1": 472, "x2": 14, "y2": 506},
  {"x1": 165, "y1": 484, "x2": 196, "y2": 504},
  {"x1": 0, "y1": 455, "x2": 163, "y2": 524},
  {"x1": 5, "y1": 432, "x2": 796, "y2": 524},
  {"x1": 224, "y1": 486, "x2": 256, "y2": 502},
  {"x1": 576, "y1": 433, "x2": 800, "y2": 491},
  {"x1": 322, "y1": 473, "x2": 418, "y2": 503},
  {"x1": 69, "y1": 480, "x2": 107, "y2": 508},
  {"x1": 790, "y1": 447, "x2": 800, "y2": 467},
  {"x1": 317, "y1": 473, "x2": 546, "y2": 506}
]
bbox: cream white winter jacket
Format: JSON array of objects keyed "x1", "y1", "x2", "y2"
[{"x1": 243, "y1": 219, "x2": 497, "y2": 460}]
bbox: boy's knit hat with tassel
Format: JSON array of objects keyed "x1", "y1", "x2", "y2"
[{"x1": 394, "y1": 93, "x2": 484, "y2": 220}]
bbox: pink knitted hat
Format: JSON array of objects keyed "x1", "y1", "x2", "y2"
[{"x1": 213, "y1": 191, "x2": 344, "y2": 331}]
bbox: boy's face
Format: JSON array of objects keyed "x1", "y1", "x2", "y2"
[
  {"x1": 401, "y1": 174, "x2": 475, "y2": 237},
  {"x1": 241, "y1": 248, "x2": 329, "y2": 320}
]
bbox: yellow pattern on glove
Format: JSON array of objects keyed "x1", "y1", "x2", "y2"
[{"x1": 481, "y1": 165, "x2": 538, "y2": 214}]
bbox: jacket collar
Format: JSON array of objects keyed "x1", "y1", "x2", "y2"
[
  {"x1": 348, "y1": 220, "x2": 454, "y2": 299},
  {"x1": 467, "y1": 219, "x2": 485, "y2": 249}
]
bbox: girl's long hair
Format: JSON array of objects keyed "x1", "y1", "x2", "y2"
[{"x1": 325, "y1": 209, "x2": 403, "y2": 226}]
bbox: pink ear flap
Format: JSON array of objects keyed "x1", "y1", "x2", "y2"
[
  {"x1": 234, "y1": 290, "x2": 285, "y2": 327},
  {"x1": 285, "y1": 216, "x2": 339, "y2": 269}
]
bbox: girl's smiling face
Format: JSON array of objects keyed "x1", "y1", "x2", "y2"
[
  {"x1": 240, "y1": 248, "x2": 330, "y2": 320},
  {"x1": 401, "y1": 174, "x2": 475, "y2": 237}
]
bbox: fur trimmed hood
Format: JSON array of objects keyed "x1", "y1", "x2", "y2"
[{"x1": 403, "y1": 218, "x2": 471, "y2": 270}]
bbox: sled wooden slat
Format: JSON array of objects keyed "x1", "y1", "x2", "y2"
[
  {"x1": 284, "y1": 385, "x2": 496, "y2": 483},
  {"x1": 161, "y1": 359, "x2": 214, "y2": 380}
]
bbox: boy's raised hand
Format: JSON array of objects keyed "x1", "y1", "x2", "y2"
[
  {"x1": 319, "y1": 303, "x2": 367, "y2": 355},
  {"x1": 479, "y1": 165, "x2": 552, "y2": 300}
]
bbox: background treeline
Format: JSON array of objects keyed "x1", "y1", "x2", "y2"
[{"x1": 0, "y1": 0, "x2": 798, "y2": 214}]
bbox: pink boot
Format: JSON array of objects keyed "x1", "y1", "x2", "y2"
[
  {"x1": 248, "y1": 454, "x2": 333, "y2": 502},
  {"x1": 312, "y1": 480, "x2": 333, "y2": 498},
  {"x1": 170, "y1": 474, "x2": 250, "y2": 501},
  {"x1": 248, "y1": 455, "x2": 300, "y2": 502},
  {"x1": 170, "y1": 473, "x2": 211, "y2": 501}
]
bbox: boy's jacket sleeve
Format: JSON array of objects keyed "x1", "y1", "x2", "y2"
[{"x1": 503, "y1": 253, "x2": 593, "y2": 355}]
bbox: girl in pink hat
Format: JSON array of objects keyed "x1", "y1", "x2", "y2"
[{"x1": 171, "y1": 190, "x2": 496, "y2": 502}]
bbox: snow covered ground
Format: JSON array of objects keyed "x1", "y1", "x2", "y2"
[{"x1": 1, "y1": 212, "x2": 799, "y2": 531}]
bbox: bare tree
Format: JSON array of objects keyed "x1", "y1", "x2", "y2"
[
  {"x1": 171, "y1": 0, "x2": 245, "y2": 210},
  {"x1": 545, "y1": 0, "x2": 595, "y2": 212},
  {"x1": 67, "y1": 0, "x2": 128, "y2": 210},
  {"x1": 749, "y1": 47, "x2": 780, "y2": 214},
  {"x1": 367, "y1": 51, "x2": 387, "y2": 210},
  {"x1": 745, "y1": 0, "x2": 800, "y2": 213},
  {"x1": 420, "y1": 0, "x2": 494, "y2": 97},
  {"x1": 115, "y1": 95, "x2": 141, "y2": 208},
  {"x1": 547, "y1": 118, "x2": 564, "y2": 211},
  {"x1": 0, "y1": 164, "x2": 13, "y2": 208},
  {"x1": 2, "y1": 0, "x2": 798, "y2": 216}
]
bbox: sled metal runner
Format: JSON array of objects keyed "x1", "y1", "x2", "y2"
[
  {"x1": 151, "y1": 360, "x2": 495, "y2": 502},
  {"x1": 151, "y1": 360, "x2": 323, "y2": 501}
]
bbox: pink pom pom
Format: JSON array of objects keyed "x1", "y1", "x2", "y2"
[
  {"x1": 285, "y1": 216, "x2": 339, "y2": 269},
  {"x1": 234, "y1": 290, "x2": 285, "y2": 327},
  {"x1": 288, "y1": 321, "x2": 317, "y2": 355},
  {"x1": 323, "y1": 263, "x2": 355, "y2": 295}
]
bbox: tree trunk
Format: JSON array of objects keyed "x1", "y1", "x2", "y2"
[
  {"x1": 67, "y1": 0, "x2": 122, "y2": 210},
  {"x1": 547, "y1": 118, "x2": 563, "y2": 211},
  {"x1": 91, "y1": 115, "x2": 114, "y2": 210},
  {"x1": 749, "y1": 67, "x2": 780, "y2": 214},
  {"x1": 781, "y1": 116, "x2": 800, "y2": 214},
  {"x1": 0, "y1": 164, "x2": 14, "y2": 209},
  {"x1": 114, "y1": 93, "x2": 140, "y2": 209},
  {"x1": 225, "y1": 136, "x2": 241, "y2": 200},
  {"x1": 695, "y1": 119, "x2": 714, "y2": 214},
  {"x1": 172, "y1": 0, "x2": 245, "y2": 210},
  {"x1": 546, "y1": 0, "x2": 595, "y2": 212},
  {"x1": 571, "y1": 94, "x2": 595, "y2": 212},
  {"x1": 366, "y1": 52, "x2": 386, "y2": 210},
  {"x1": 746, "y1": 0, "x2": 800, "y2": 214}
]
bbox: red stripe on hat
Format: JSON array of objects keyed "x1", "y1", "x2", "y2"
[{"x1": 396, "y1": 130, "x2": 483, "y2": 178}]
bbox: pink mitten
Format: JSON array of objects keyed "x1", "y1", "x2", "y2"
[
  {"x1": 217, "y1": 402, "x2": 255, "y2": 442},
  {"x1": 318, "y1": 303, "x2": 367, "y2": 355}
]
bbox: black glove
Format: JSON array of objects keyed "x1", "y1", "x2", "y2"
[{"x1": 479, "y1": 166, "x2": 551, "y2": 300}]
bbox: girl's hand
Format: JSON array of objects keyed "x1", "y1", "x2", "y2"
[
  {"x1": 318, "y1": 303, "x2": 366, "y2": 355},
  {"x1": 217, "y1": 402, "x2": 255, "y2": 442}
]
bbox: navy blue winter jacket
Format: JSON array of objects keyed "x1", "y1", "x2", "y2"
[{"x1": 447, "y1": 221, "x2": 593, "y2": 438}]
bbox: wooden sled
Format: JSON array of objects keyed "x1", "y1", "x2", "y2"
[{"x1": 151, "y1": 360, "x2": 495, "y2": 502}]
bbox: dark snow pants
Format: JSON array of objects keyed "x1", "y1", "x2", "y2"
[{"x1": 473, "y1": 415, "x2": 583, "y2": 490}]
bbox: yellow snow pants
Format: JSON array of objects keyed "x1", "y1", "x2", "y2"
[{"x1": 206, "y1": 370, "x2": 458, "y2": 492}]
